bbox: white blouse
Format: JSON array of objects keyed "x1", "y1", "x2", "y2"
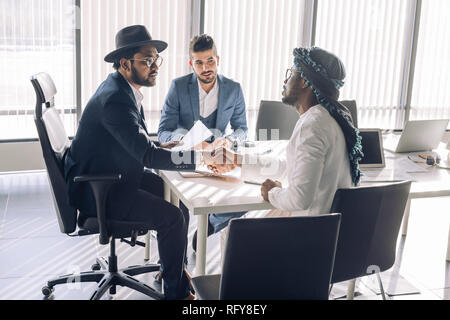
[{"x1": 242, "y1": 104, "x2": 352, "y2": 216}]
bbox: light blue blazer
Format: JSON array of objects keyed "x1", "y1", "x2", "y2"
[{"x1": 158, "y1": 73, "x2": 248, "y2": 143}]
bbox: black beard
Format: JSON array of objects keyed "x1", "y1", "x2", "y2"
[
  {"x1": 131, "y1": 65, "x2": 155, "y2": 87},
  {"x1": 197, "y1": 73, "x2": 216, "y2": 84},
  {"x1": 282, "y1": 95, "x2": 298, "y2": 106}
]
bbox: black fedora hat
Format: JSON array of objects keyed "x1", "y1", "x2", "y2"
[{"x1": 104, "y1": 25, "x2": 168, "y2": 63}]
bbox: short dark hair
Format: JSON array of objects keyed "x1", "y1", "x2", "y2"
[
  {"x1": 189, "y1": 34, "x2": 217, "y2": 58},
  {"x1": 112, "y1": 46, "x2": 142, "y2": 70}
]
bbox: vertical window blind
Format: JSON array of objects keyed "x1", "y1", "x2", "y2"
[
  {"x1": 204, "y1": 0, "x2": 308, "y2": 139},
  {"x1": 315, "y1": 0, "x2": 411, "y2": 129},
  {"x1": 80, "y1": 0, "x2": 192, "y2": 133},
  {"x1": 0, "y1": 0, "x2": 76, "y2": 139},
  {"x1": 409, "y1": 0, "x2": 450, "y2": 124},
  {"x1": 2, "y1": 0, "x2": 450, "y2": 141}
]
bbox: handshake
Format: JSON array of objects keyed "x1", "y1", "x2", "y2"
[
  {"x1": 197, "y1": 138, "x2": 283, "y2": 202},
  {"x1": 160, "y1": 137, "x2": 242, "y2": 175},
  {"x1": 162, "y1": 137, "x2": 283, "y2": 202},
  {"x1": 202, "y1": 147, "x2": 242, "y2": 175},
  {"x1": 196, "y1": 138, "x2": 243, "y2": 175}
]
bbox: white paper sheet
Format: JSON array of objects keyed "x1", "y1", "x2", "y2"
[
  {"x1": 194, "y1": 165, "x2": 241, "y2": 179},
  {"x1": 395, "y1": 158, "x2": 428, "y2": 173},
  {"x1": 171, "y1": 120, "x2": 213, "y2": 152},
  {"x1": 360, "y1": 169, "x2": 414, "y2": 182}
]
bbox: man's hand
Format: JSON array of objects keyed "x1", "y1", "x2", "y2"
[
  {"x1": 209, "y1": 147, "x2": 242, "y2": 166},
  {"x1": 211, "y1": 137, "x2": 232, "y2": 150},
  {"x1": 160, "y1": 141, "x2": 182, "y2": 149},
  {"x1": 192, "y1": 141, "x2": 214, "y2": 151},
  {"x1": 202, "y1": 147, "x2": 241, "y2": 175},
  {"x1": 261, "y1": 179, "x2": 282, "y2": 202}
]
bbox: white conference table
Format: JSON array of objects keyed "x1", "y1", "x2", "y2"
[
  {"x1": 144, "y1": 140, "x2": 450, "y2": 276},
  {"x1": 361, "y1": 147, "x2": 450, "y2": 262}
]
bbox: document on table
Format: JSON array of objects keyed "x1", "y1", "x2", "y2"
[
  {"x1": 395, "y1": 158, "x2": 428, "y2": 173},
  {"x1": 171, "y1": 120, "x2": 213, "y2": 152},
  {"x1": 195, "y1": 165, "x2": 241, "y2": 179},
  {"x1": 179, "y1": 165, "x2": 241, "y2": 179},
  {"x1": 360, "y1": 169, "x2": 413, "y2": 182},
  {"x1": 360, "y1": 157, "x2": 426, "y2": 183}
]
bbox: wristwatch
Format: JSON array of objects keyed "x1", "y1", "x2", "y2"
[{"x1": 225, "y1": 136, "x2": 238, "y2": 151}]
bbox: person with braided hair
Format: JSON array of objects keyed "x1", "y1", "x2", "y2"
[{"x1": 209, "y1": 47, "x2": 363, "y2": 216}]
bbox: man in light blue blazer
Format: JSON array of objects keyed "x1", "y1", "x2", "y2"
[{"x1": 158, "y1": 34, "x2": 248, "y2": 251}]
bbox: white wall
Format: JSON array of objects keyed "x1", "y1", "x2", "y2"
[{"x1": 0, "y1": 142, "x2": 45, "y2": 172}]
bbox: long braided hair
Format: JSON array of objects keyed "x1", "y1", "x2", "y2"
[{"x1": 293, "y1": 47, "x2": 363, "y2": 186}]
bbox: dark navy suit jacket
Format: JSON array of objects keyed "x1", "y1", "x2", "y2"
[
  {"x1": 157, "y1": 73, "x2": 248, "y2": 143},
  {"x1": 64, "y1": 71, "x2": 195, "y2": 219}
]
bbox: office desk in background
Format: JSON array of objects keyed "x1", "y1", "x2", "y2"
[
  {"x1": 144, "y1": 140, "x2": 450, "y2": 276},
  {"x1": 361, "y1": 142, "x2": 450, "y2": 261}
]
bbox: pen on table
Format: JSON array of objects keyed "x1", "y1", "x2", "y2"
[
  {"x1": 244, "y1": 180, "x2": 262, "y2": 186},
  {"x1": 259, "y1": 148, "x2": 272, "y2": 155}
]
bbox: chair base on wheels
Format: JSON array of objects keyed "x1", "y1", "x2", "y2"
[
  {"x1": 42, "y1": 238, "x2": 164, "y2": 300},
  {"x1": 42, "y1": 260, "x2": 163, "y2": 300}
]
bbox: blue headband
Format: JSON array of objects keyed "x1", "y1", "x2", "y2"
[{"x1": 293, "y1": 47, "x2": 345, "y2": 90}]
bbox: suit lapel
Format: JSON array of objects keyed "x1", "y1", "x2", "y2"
[
  {"x1": 113, "y1": 72, "x2": 149, "y2": 134},
  {"x1": 215, "y1": 75, "x2": 226, "y2": 129},
  {"x1": 189, "y1": 73, "x2": 200, "y2": 123},
  {"x1": 113, "y1": 72, "x2": 136, "y2": 106},
  {"x1": 139, "y1": 106, "x2": 149, "y2": 134}
]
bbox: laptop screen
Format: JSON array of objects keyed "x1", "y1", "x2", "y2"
[{"x1": 359, "y1": 129, "x2": 385, "y2": 167}]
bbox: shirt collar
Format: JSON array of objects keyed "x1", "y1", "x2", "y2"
[
  {"x1": 198, "y1": 77, "x2": 219, "y2": 96},
  {"x1": 126, "y1": 80, "x2": 144, "y2": 110}
]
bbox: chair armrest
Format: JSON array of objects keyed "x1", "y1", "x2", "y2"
[
  {"x1": 73, "y1": 174, "x2": 122, "y2": 245},
  {"x1": 73, "y1": 174, "x2": 121, "y2": 183}
]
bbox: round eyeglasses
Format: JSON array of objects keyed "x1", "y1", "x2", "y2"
[
  {"x1": 130, "y1": 56, "x2": 164, "y2": 68},
  {"x1": 285, "y1": 68, "x2": 300, "y2": 81}
]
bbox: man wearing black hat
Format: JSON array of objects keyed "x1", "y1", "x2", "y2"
[{"x1": 64, "y1": 25, "x2": 200, "y2": 300}]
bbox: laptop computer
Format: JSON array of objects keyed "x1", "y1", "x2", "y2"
[
  {"x1": 358, "y1": 129, "x2": 401, "y2": 182},
  {"x1": 359, "y1": 129, "x2": 385, "y2": 169},
  {"x1": 384, "y1": 119, "x2": 449, "y2": 153}
]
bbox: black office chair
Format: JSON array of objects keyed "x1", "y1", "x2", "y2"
[
  {"x1": 329, "y1": 181, "x2": 411, "y2": 300},
  {"x1": 255, "y1": 100, "x2": 358, "y2": 141},
  {"x1": 340, "y1": 100, "x2": 358, "y2": 128},
  {"x1": 191, "y1": 214, "x2": 341, "y2": 300},
  {"x1": 31, "y1": 72, "x2": 163, "y2": 300}
]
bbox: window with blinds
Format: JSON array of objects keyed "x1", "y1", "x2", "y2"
[
  {"x1": 2, "y1": 0, "x2": 449, "y2": 141},
  {"x1": 80, "y1": 0, "x2": 192, "y2": 133},
  {"x1": 315, "y1": 0, "x2": 412, "y2": 129},
  {"x1": 203, "y1": 0, "x2": 308, "y2": 138},
  {"x1": 409, "y1": 0, "x2": 450, "y2": 124},
  {"x1": 0, "y1": 0, "x2": 77, "y2": 139}
]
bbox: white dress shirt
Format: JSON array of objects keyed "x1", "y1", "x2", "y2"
[
  {"x1": 198, "y1": 79, "x2": 219, "y2": 118},
  {"x1": 127, "y1": 80, "x2": 144, "y2": 110},
  {"x1": 242, "y1": 104, "x2": 352, "y2": 216}
]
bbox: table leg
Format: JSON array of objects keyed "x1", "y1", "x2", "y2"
[
  {"x1": 164, "y1": 182, "x2": 171, "y2": 202},
  {"x1": 144, "y1": 232, "x2": 150, "y2": 262},
  {"x1": 170, "y1": 190, "x2": 179, "y2": 208},
  {"x1": 195, "y1": 214, "x2": 209, "y2": 276},
  {"x1": 346, "y1": 278, "x2": 356, "y2": 300},
  {"x1": 446, "y1": 225, "x2": 450, "y2": 262},
  {"x1": 401, "y1": 198, "x2": 411, "y2": 236}
]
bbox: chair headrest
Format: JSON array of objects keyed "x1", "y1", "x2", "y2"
[
  {"x1": 42, "y1": 107, "x2": 71, "y2": 156},
  {"x1": 31, "y1": 72, "x2": 57, "y2": 104}
]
